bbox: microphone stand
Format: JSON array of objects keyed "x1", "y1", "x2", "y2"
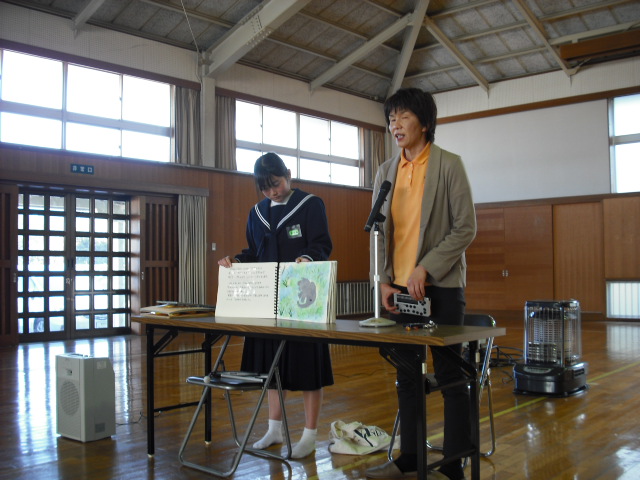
[{"x1": 359, "y1": 221, "x2": 396, "y2": 327}]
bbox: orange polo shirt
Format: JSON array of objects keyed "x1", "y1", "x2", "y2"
[{"x1": 390, "y1": 143, "x2": 430, "y2": 287}]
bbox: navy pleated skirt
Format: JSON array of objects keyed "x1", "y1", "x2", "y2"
[{"x1": 240, "y1": 337, "x2": 334, "y2": 391}]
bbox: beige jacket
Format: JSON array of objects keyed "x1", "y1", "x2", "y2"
[{"x1": 370, "y1": 144, "x2": 476, "y2": 288}]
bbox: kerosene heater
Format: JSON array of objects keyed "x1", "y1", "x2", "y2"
[{"x1": 514, "y1": 300, "x2": 588, "y2": 396}]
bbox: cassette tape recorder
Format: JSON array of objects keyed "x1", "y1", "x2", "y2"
[{"x1": 393, "y1": 293, "x2": 431, "y2": 317}]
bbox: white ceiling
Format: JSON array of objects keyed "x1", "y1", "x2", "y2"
[{"x1": 5, "y1": 0, "x2": 640, "y2": 101}]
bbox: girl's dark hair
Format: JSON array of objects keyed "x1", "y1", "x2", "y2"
[
  {"x1": 254, "y1": 152, "x2": 290, "y2": 191},
  {"x1": 383, "y1": 88, "x2": 437, "y2": 144}
]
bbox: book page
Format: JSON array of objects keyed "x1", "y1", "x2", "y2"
[
  {"x1": 276, "y1": 261, "x2": 337, "y2": 323},
  {"x1": 215, "y1": 263, "x2": 278, "y2": 318}
]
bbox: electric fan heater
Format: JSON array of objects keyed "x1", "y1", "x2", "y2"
[
  {"x1": 514, "y1": 300, "x2": 588, "y2": 396},
  {"x1": 56, "y1": 353, "x2": 116, "y2": 442}
]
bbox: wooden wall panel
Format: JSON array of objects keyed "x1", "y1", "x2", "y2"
[
  {"x1": 300, "y1": 183, "x2": 372, "y2": 281},
  {"x1": 143, "y1": 198, "x2": 178, "y2": 305},
  {"x1": 0, "y1": 185, "x2": 18, "y2": 346},
  {"x1": 0, "y1": 145, "x2": 210, "y2": 195},
  {"x1": 553, "y1": 202, "x2": 605, "y2": 313},
  {"x1": 466, "y1": 208, "x2": 506, "y2": 310},
  {"x1": 503, "y1": 205, "x2": 554, "y2": 309},
  {"x1": 603, "y1": 196, "x2": 640, "y2": 279},
  {"x1": 206, "y1": 172, "x2": 259, "y2": 305},
  {"x1": 130, "y1": 194, "x2": 178, "y2": 332},
  {"x1": 467, "y1": 206, "x2": 554, "y2": 311}
]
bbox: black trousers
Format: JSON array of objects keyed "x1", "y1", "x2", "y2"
[{"x1": 392, "y1": 286, "x2": 470, "y2": 479}]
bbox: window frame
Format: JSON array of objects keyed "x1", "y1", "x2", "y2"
[
  {"x1": 0, "y1": 46, "x2": 175, "y2": 162},
  {"x1": 234, "y1": 98, "x2": 366, "y2": 187},
  {"x1": 609, "y1": 93, "x2": 640, "y2": 194}
]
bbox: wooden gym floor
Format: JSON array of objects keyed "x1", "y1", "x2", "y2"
[{"x1": 1, "y1": 311, "x2": 639, "y2": 480}]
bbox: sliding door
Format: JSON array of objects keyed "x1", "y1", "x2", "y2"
[{"x1": 17, "y1": 190, "x2": 131, "y2": 341}]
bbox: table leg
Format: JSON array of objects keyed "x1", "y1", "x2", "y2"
[
  {"x1": 146, "y1": 325, "x2": 155, "y2": 457},
  {"x1": 379, "y1": 345, "x2": 427, "y2": 480},
  {"x1": 468, "y1": 340, "x2": 480, "y2": 480},
  {"x1": 203, "y1": 334, "x2": 214, "y2": 443},
  {"x1": 415, "y1": 348, "x2": 427, "y2": 480}
]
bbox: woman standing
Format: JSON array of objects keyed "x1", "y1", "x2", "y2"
[
  {"x1": 365, "y1": 88, "x2": 476, "y2": 480},
  {"x1": 218, "y1": 152, "x2": 333, "y2": 459}
]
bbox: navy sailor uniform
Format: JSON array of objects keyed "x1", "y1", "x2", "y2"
[{"x1": 235, "y1": 188, "x2": 334, "y2": 391}]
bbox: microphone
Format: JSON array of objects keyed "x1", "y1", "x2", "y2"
[{"x1": 364, "y1": 180, "x2": 392, "y2": 232}]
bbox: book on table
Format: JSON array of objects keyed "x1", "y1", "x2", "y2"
[
  {"x1": 140, "y1": 303, "x2": 215, "y2": 317},
  {"x1": 215, "y1": 261, "x2": 337, "y2": 323}
]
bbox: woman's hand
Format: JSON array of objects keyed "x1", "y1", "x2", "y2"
[
  {"x1": 295, "y1": 257, "x2": 311, "y2": 263},
  {"x1": 217, "y1": 256, "x2": 236, "y2": 268},
  {"x1": 380, "y1": 283, "x2": 401, "y2": 314},
  {"x1": 407, "y1": 265, "x2": 428, "y2": 301}
]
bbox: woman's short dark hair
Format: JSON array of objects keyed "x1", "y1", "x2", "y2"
[
  {"x1": 254, "y1": 152, "x2": 290, "y2": 191},
  {"x1": 384, "y1": 88, "x2": 437, "y2": 144}
]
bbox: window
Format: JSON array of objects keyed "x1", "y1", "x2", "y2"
[
  {"x1": 235, "y1": 100, "x2": 362, "y2": 187},
  {"x1": 0, "y1": 49, "x2": 172, "y2": 162},
  {"x1": 607, "y1": 281, "x2": 640, "y2": 319},
  {"x1": 17, "y1": 191, "x2": 131, "y2": 338},
  {"x1": 610, "y1": 93, "x2": 640, "y2": 193}
]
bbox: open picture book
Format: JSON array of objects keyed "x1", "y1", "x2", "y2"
[{"x1": 215, "y1": 261, "x2": 337, "y2": 323}]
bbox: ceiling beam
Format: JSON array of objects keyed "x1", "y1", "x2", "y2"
[
  {"x1": 202, "y1": 0, "x2": 311, "y2": 78},
  {"x1": 387, "y1": 0, "x2": 430, "y2": 98},
  {"x1": 423, "y1": 16, "x2": 489, "y2": 92},
  {"x1": 550, "y1": 21, "x2": 640, "y2": 46},
  {"x1": 559, "y1": 29, "x2": 640, "y2": 62},
  {"x1": 511, "y1": 0, "x2": 578, "y2": 76},
  {"x1": 310, "y1": 12, "x2": 414, "y2": 91},
  {"x1": 72, "y1": 0, "x2": 106, "y2": 32}
]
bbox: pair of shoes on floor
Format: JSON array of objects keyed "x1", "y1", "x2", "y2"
[{"x1": 365, "y1": 460, "x2": 453, "y2": 479}]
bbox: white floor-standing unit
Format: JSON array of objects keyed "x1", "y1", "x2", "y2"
[{"x1": 56, "y1": 353, "x2": 116, "y2": 442}]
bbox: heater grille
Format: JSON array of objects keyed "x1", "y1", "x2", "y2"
[
  {"x1": 524, "y1": 300, "x2": 582, "y2": 366},
  {"x1": 336, "y1": 282, "x2": 372, "y2": 316},
  {"x1": 515, "y1": 300, "x2": 587, "y2": 396}
]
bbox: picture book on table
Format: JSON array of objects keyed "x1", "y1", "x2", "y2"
[{"x1": 215, "y1": 261, "x2": 337, "y2": 323}]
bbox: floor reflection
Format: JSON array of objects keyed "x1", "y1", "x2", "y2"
[
  {"x1": 14, "y1": 336, "x2": 142, "y2": 469},
  {"x1": 606, "y1": 322, "x2": 640, "y2": 358}
]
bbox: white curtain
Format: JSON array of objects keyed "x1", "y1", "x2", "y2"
[
  {"x1": 175, "y1": 87, "x2": 202, "y2": 165},
  {"x1": 215, "y1": 94, "x2": 237, "y2": 170},
  {"x1": 178, "y1": 195, "x2": 207, "y2": 303}
]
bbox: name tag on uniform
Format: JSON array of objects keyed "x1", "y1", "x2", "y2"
[{"x1": 287, "y1": 224, "x2": 302, "y2": 239}]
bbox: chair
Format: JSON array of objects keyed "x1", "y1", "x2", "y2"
[
  {"x1": 178, "y1": 336, "x2": 292, "y2": 477},
  {"x1": 387, "y1": 313, "x2": 497, "y2": 461}
]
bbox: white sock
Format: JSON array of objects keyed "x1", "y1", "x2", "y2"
[
  {"x1": 253, "y1": 419, "x2": 283, "y2": 449},
  {"x1": 291, "y1": 427, "x2": 317, "y2": 459}
]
